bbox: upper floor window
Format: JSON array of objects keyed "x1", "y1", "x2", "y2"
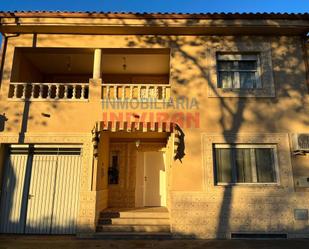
[
  {"x1": 217, "y1": 53, "x2": 261, "y2": 89},
  {"x1": 214, "y1": 144, "x2": 278, "y2": 184}
]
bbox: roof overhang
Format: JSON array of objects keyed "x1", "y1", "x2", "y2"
[{"x1": 0, "y1": 11, "x2": 309, "y2": 36}]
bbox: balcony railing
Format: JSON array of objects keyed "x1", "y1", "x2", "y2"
[
  {"x1": 7, "y1": 82, "x2": 171, "y2": 102},
  {"x1": 8, "y1": 83, "x2": 89, "y2": 101},
  {"x1": 102, "y1": 84, "x2": 171, "y2": 101}
]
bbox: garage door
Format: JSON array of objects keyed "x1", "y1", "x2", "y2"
[{"x1": 0, "y1": 145, "x2": 82, "y2": 234}]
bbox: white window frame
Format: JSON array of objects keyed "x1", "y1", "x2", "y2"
[
  {"x1": 214, "y1": 144, "x2": 280, "y2": 186},
  {"x1": 216, "y1": 53, "x2": 262, "y2": 89}
]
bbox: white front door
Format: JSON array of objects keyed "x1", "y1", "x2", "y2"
[{"x1": 144, "y1": 151, "x2": 166, "y2": 207}]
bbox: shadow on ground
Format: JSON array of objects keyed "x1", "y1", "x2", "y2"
[{"x1": 0, "y1": 236, "x2": 309, "y2": 249}]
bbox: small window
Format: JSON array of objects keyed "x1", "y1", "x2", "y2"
[
  {"x1": 108, "y1": 151, "x2": 119, "y2": 184},
  {"x1": 214, "y1": 144, "x2": 278, "y2": 184},
  {"x1": 217, "y1": 53, "x2": 261, "y2": 89}
]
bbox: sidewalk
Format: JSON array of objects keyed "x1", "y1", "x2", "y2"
[{"x1": 0, "y1": 236, "x2": 309, "y2": 249}]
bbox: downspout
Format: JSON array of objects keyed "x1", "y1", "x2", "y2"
[
  {"x1": 302, "y1": 33, "x2": 309, "y2": 94},
  {"x1": 0, "y1": 33, "x2": 20, "y2": 90},
  {"x1": 0, "y1": 14, "x2": 21, "y2": 89},
  {"x1": 0, "y1": 33, "x2": 7, "y2": 89}
]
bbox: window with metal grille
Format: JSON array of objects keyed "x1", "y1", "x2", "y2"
[
  {"x1": 217, "y1": 53, "x2": 262, "y2": 89},
  {"x1": 214, "y1": 144, "x2": 279, "y2": 184}
]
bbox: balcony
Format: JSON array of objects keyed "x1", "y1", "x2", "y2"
[{"x1": 6, "y1": 48, "x2": 171, "y2": 102}]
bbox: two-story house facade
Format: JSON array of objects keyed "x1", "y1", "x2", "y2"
[{"x1": 0, "y1": 11, "x2": 308, "y2": 239}]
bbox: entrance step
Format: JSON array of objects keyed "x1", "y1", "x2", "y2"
[
  {"x1": 96, "y1": 224, "x2": 170, "y2": 233},
  {"x1": 98, "y1": 217, "x2": 170, "y2": 225},
  {"x1": 100, "y1": 209, "x2": 169, "y2": 219},
  {"x1": 81, "y1": 232, "x2": 172, "y2": 240},
  {"x1": 96, "y1": 207, "x2": 171, "y2": 237}
]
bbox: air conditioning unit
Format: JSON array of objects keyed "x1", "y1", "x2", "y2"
[
  {"x1": 295, "y1": 177, "x2": 309, "y2": 188},
  {"x1": 291, "y1": 133, "x2": 309, "y2": 154}
]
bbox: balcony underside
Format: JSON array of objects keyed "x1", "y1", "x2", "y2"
[{"x1": 7, "y1": 47, "x2": 171, "y2": 101}]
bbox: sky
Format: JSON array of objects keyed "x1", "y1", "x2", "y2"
[{"x1": 0, "y1": 0, "x2": 308, "y2": 13}]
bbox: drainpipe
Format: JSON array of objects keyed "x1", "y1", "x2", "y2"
[
  {"x1": 0, "y1": 14, "x2": 21, "y2": 88},
  {"x1": 0, "y1": 33, "x2": 20, "y2": 89},
  {"x1": 302, "y1": 34, "x2": 309, "y2": 93},
  {"x1": 0, "y1": 33, "x2": 8, "y2": 89},
  {"x1": 0, "y1": 28, "x2": 20, "y2": 89}
]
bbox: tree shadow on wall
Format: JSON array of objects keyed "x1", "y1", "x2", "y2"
[{"x1": 119, "y1": 15, "x2": 309, "y2": 238}]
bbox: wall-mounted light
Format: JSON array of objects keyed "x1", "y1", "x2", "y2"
[
  {"x1": 66, "y1": 56, "x2": 72, "y2": 71},
  {"x1": 135, "y1": 139, "x2": 140, "y2": 149},
  {"x1": 122, "y1": 57, "x2": 127, "y2": 71}
]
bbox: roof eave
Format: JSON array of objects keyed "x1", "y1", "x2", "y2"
[
  {"x1": 1, "y1": 11, "x2": 309, "y2": 36},
  {"x1": 1, "y1": 25, "x2": 308, "y2": 36},
  {"x1": 1, "y1": 11, "x2": 309, "y2": 20}
]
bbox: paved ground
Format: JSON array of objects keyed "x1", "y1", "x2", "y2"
[{"x1": 0, "y1": 236, "x2": 309, "y2": 249}]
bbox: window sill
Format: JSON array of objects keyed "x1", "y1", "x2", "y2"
[
  {"x1": 215, "y1": 182, "x2": 280, "y2": 187},
  {"x1": 208, "y1": 87, "x2": 275, "y2": 98}
]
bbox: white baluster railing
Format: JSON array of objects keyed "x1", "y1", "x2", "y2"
[
  {"x1": 55, "y1": 85, "x2": 60, "y2": 100},
  {"x1": 81, "y1": 85, "x2": 85, "y2": 100},
  {"x1": 8, "y1": 83, "x2": 89, "y2": 101},
  {"x1": 21, "y1": 83, "x2": 27, "y2": 99},
  {"x1": 102, "y1": 83, "x2": 170, "y2": 101},
  {"x1": 9, "y1": 82, "x2": 170, "y2": 101}
]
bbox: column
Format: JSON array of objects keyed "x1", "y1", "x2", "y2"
[
  {"x1": 93, "y1": 48, "x2": 102, "y2": 79},
  {"x1": 90, "y1": 48, "x2": 103, "y2": 102}
]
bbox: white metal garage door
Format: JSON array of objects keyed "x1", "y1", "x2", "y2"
[{"x1": 0, "y1": 145, "x2": 82, "y2": 234}]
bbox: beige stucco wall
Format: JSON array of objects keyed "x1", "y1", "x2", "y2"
[
  {"x1": 169, "y1": 133, "x2": 309, "y2": 238},
  {"x1": 0, "y1": 32, "x2": 308, "y2": 237},
  {"x1": 10, "y1": 49, "x2": 43, "y2": 82}
]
